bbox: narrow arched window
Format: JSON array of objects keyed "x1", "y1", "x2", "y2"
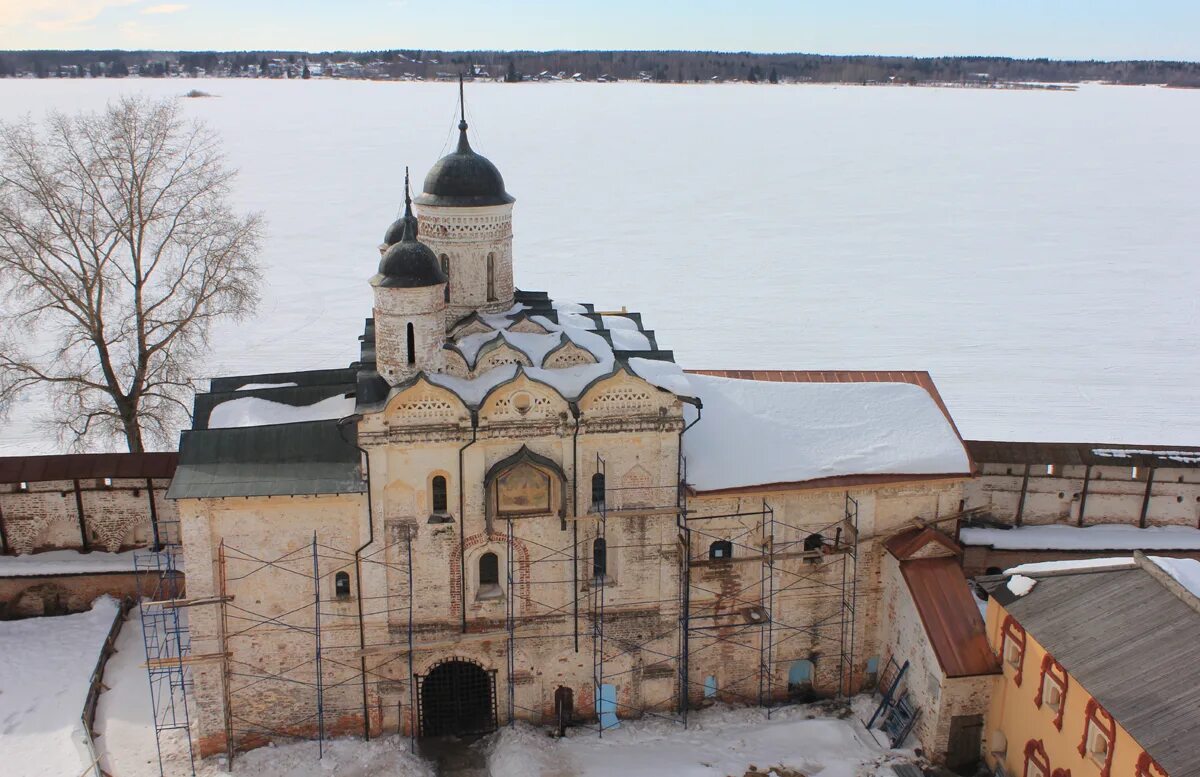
[
  {"x1": 590, "y1": 472, "x2": 605, "y2": 510},
  {"x1": 335, "y1": 571, "x2": 351, "y2": 599},
  {"x1": 431, "y1": 475, "x2": 448, "y2": 514},
  {"x1": 406, "y1": 322, "x2": 415, "y2": 365},
  {"x1": 479, "y1": 552, "x2": 499, "y2": 586},
  {"x1": 486, "y1": 252, "x2": 497, "y2": 301},
  {"x1": 592, "y1": 537, "x2": 607, "y2": 580},
  {"x1": 709, "y1": 540, "x2": 733, "y2": 560},
  {"x1": 440, "y1": 254, "x2": 450, "y2": 302}
]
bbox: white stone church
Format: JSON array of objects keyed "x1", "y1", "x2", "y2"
[{"x1": 167, "y1": 89, "x2": 993, "y2": 763}]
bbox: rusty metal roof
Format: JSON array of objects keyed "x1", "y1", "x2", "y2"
[
  {"x1": 964, "y1": 440, "x2": 1200, "y2": 469},
  {"x1": 0, "y1": 452, "x2": 178, "y2": 484},
  {"x1": 900, "y1": 557, "x2": 1001, "y2": 678}
]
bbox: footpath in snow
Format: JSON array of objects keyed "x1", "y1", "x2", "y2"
[{"x1": 0, "y1": 596, "x2": 121, "y2": 777}]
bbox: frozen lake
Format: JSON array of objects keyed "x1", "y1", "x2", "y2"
[{"x1": 0, "y1": 78, "x2": 1197, "y2": 452}]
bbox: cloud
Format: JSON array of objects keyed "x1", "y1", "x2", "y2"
[
  {"x1": 141, "y1": 3, "x2": 189, "y2": 14},
  {"x1": 0, "y1": 0, "x2": 142, "y2": 32}
]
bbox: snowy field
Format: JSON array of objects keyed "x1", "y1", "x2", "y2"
[
  {"x1": 0, "y1": 596, "x2": 120, "y2": 777},
  {"x1": 0, "y1": 79, "x2": 1198, "y2": 452}
]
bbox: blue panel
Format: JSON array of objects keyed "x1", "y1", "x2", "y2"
[
  {"x1": 597, "y1": 683, "x2": 619, "y2": 730},
  {"x1": 704, "y1": 675, "x2": 717, "y2": 698},
  {"x1": 788, "y1": 660, "x2": 814, "y2": 685},
  {"x1": 867, "y1": 656, "x2": 879, "y2": 674}
]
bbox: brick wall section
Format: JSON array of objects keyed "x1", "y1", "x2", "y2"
[
  {"x1": 963, "y1": 462, "x2": 1200, "y2": 528},
  {"x1": 1, "y1": 477, "x2": 175, "y2": 554}
]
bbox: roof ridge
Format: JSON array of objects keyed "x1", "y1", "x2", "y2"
[{"x1": 1135, "y1": 551, "x2": 1200, "y2": 616}]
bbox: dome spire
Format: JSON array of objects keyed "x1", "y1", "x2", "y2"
[
  {"x1": 457, "y1": 72, "x2": 472, "y2": 153},
  {"x1": 400, "y1": 166, "x2": 416, "y2": 241}
]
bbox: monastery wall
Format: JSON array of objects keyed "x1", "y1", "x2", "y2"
[
  {"x1": 684, "y1": 478, "x2": 966, "y2": 706},
  {"x1": 963, "y1": 462, "x2": 1200, "y2": 528},
  {"x1": 0, "y1": 477, "x2": 175, "y2": 555},
  {"x1": 179, "y1": 492, "x2": 369, "y2": 756}
]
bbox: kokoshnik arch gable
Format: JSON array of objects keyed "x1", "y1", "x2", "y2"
[{"x1": 163, "y1": 82, "x2": 984, "y2": 761}]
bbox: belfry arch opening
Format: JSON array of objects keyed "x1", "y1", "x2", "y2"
[{"x1": 417, "y1": 657, "x2": 496, "y2": 737}]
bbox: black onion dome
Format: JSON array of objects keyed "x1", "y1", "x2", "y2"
[
  {"x1": 415, "y1": 120, "x2": 514, "y2": 207},
  {"x1": 383, "y1": 209, "x2": 418, "y2": 246},
  {"x1": 374, "y1": 196, "x2": 446, "y2": 289}
]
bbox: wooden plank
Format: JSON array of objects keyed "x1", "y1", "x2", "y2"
[
  {"x1": 143, "y1": 652, "x2": 229, "y2": 669},
  {"x1": 143, "y1": 595, "x2": 233, "y2": 609}
]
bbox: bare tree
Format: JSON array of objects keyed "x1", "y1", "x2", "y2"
[{"x1": 0, "y1": 96, "x2": 263, "y2": 452}]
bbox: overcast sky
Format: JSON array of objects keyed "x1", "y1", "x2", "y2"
[{"x1": 2, "y1": 0, "x2": 1199, "y2": 61}]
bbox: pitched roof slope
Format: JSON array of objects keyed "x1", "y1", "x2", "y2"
[
  {"x1": 886, "y1": 528, "x2": 1000, "y2": 679},
  {"x1": 985, "y1": 567, "x2": 1200, "y2": 777},
  {"x1": 680, "y1": 371, "x2": 972, "y2": 493}
]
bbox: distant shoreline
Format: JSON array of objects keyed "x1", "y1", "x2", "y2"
[{"x1": 2, "y1": 48, "x2": 1197, "y2": 87}]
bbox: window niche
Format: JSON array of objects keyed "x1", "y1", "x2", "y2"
[
  {"x1": 709, "y1": 540, "x2": 733, "y2": 560},
  {"x1": 477, "y1": 551, "x2": 502, "y2": 600},
  {"x1": 335, "y1": 571, "x2": 351, "y2": 600},
  {"x1": 429, "y1": 474, "x2": 450, "y2": 522}
]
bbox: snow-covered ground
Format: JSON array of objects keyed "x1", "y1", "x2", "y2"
[
  {"x1": 1, "y1": 79, "x2": 1198, "y2": 453},
  {"x1": 0, "y1": 596, "x2": 120, "y2": 777},
  {"x1": 490, "y1": 703, "x2": 905, "y2": 777},
  {"x1": 93, "y1": 605, "x2": 432, "y2": 777}
]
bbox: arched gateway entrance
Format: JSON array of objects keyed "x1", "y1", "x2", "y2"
[{"x1": 417, "y1": 658, "x2": 497, "y2": 737}]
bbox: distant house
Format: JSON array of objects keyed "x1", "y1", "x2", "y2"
[{"x1": 980, "y1": 553, "x2": 1200, "y2": 777}]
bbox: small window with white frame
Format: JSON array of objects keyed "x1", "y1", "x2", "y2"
[
  {"x1": 1042, "y1": 673, "x2": 1063, "y2": 709},
  {"x1": 1004, "y1": 636, "x2": 1022, "y2": 666},
  {"x1": 1085, "y1": 719, "x2": 1111, "y2": 763}
]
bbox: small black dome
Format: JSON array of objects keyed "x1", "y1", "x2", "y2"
[
  {"x1": 373, "y1": 191, "x2": 446, "y2": 289},
  {"x1": 382, "y1": 209, "x2": 418, "y2": 246},
  {"x1": 415, "y1": 121, "x2": 514, "y2": 208}
]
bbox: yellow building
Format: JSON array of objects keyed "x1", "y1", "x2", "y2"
[{"x1": 980, "y1": 553, "x2": 1200, "y2": 777}]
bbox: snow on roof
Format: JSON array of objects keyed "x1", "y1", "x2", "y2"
[
  {"x1": 610, "y1": 328, "x2": 651, "y2": 350},
  {"x1": 235, "y1": 381, "x2": 299, "y2": 391},
  {"x1": 1005, "y1": 557, "x2": 1135, "y2": 575},
  {"x1": 1149, "y1": 556, "x2": 1200, "y2": 599},
  {"x1": 682, "y1": 373, "x2": 970, "y2": 492},
  {"x1": 628, "y1": 357, "x2": 694, "y2": 396},
  {"x1": 0, "y1": 549, "x2": 163, "y2": 577},
  {"x1": 960, "y1": 524, "x2": 1200, "y2": 551},
  {"x1": 552, "y1": 300, "x2": 588, "y2": 314},
  {"x1": 1092, "y1": 448, "x2": 1200, "y2": 464},
  {"x1": 427, "y1": 364, "x2": 520, "y2": 405},
  {"x1": 1007, "y1": 574, "x2": 1037, "y2": 596},
  {"x1": 0, "y1": 596, "x2": 122, "y2": 776},
  {"x1": 209, "y1": 393, "x2": 356, "y2": 429},
  {"x1": 600, "y1": 315, "x2": 638, "y2": 331}
]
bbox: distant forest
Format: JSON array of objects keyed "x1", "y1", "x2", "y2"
[{"x1": 2, "y1": 48, "x2": 1199, "y2": 86}]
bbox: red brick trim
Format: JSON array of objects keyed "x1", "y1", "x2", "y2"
[
  {"x1": 1078, "y1": 699, "x2": 1116, "y2": 777},
  {"x1": 1024, "y1": 739, "x2": 1050, "y2": 777},
  {"x1": 1136, "y1": 751, "x2": 1167, "y2": 777},
  {"x1": 1051, "y1": 769, "x2": 1071, "y2": 777},
  {"x1": 1003, "y1": 615, "x2": 1027, "y2": 686},
  {"x1": 448, "y1": 530, "x2": 532, "y2": 619},
  {"x1": 1035, "y1": 653, "x2": 1068, "y2": 730}
]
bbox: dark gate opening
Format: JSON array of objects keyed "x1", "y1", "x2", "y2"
[{"x1": 417, "y1": 658, "x2": 497, "y2": 737}]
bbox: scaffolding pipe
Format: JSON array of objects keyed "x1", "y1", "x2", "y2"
[
  {"x1": 337, "y1": 414, "x2": 375, "y2": 740},
  {"x1": 459, "y1": 411, "x2": 479, "y2": 634}
]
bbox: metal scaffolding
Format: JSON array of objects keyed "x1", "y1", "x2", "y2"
[
  {"x1": 135, "y1": 516, "x2": 196, "y2": 777},
  {"x1": 679, "y1": 492, "x2": 860, "y2": 722}
]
